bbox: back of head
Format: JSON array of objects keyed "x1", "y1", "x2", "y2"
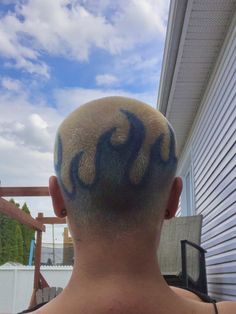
[{"x1": 54, "y1": 96, "x2": 177, "y2": 232}]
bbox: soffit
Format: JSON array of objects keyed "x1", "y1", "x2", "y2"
[{"x1": 158, "y1": 0, "x2": 236, "y2": 156}]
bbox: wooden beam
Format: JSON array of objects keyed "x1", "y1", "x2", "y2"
[
  {"x1": 0, "y1": 187, "x2": 49, "y2": 197},
  {"x1": 37, "y1": 217, "x2": 66, "y2": 224},
  {"x1": 0, "y1": 197, "x2": 45, "y2": 231},
  {"x1": 39, "y1": 272, "x2": 50, "y2": 288},
  {"x1": 34, "y1": 223, "x2": 43, "y2": 291}
]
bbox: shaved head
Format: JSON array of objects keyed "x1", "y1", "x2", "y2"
[{"x1": 54, "y1": 96, "x2": 177, "y2": 232}]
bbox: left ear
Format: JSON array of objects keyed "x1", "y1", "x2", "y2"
[
  {"x1": 49, "y1": 176, "x2": 67, "y2": 218},
  {"x1": 164, "y1": 177, "x2": 183, "y2": 220}
]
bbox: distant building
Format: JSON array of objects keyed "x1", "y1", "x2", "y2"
[{"x1": 41, "y1": 243, "x2": 63, "y2": 265}]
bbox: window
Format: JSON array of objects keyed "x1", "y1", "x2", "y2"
[{"x1": 179, "y1": 154, "x2": 195, "y2": 216}]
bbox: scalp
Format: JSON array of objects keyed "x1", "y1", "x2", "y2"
[
  {"x1": 54, "y1": 96, "x2": 177, "y2": 228},
  {"x1": 55, "y1": 96, "x2": 175, "y2": 193}
]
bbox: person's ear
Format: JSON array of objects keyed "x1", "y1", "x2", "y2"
[
  {"x1": 49, "y1": 176, "x2": 67, "y2": 218},
  {"x1": 164, "y1": 177, "x2": 182, "y2": 220}
]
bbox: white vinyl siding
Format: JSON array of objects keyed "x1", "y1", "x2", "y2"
[{"x1": 178, "y1": 15, "x2": 236, "y2": 301}]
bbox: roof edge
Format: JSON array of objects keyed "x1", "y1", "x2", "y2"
[{"x1": 157, "y1": 0, "x2": 188, "y2": 114}]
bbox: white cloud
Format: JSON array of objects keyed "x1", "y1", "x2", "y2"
[
  {"x1": 120, "y1": 54, "x2": 162, "y2": 71},
  {"x1": 0, "y1": 13, "x2": 50, "y2": 77},
  {"x1": 1, "y1": 77, "x2": 22, "y2": 91},
  {"x1": 111, "y1": 52, "x2": 163, "y2": 88},
  {"x1": 0, "y1": 80, "x2": 63, "y2": 157},
  {"x1": 96, "y1": 74, "x2": 119, "y2": 86},
  {"x1": 8, "y1": 59, "x2": 50, "y2": 78},
  {"x1": 30, "y1": 113, "x2": 48, "y2": 129},
  {"x1": 54, "y1": 86, "x2": 157, "y2": 115},
  {"x1": 0, "y1": 113, "x2": 52, "y2": 152},
  {"x1": 0, "y1": 0, "x2": 169, "y2": 76},
  {"x1": 111, "y1": 0, "x2": 169, "y2": 43},
  {"x1": 0, "y1": 137, "x2": 53, "y2": 185}
]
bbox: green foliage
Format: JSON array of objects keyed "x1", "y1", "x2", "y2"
[
  {"x1": 15, "y1": 224, "x2": 24, "y2": 264},
  {"x1": 9, "y1": 198, "x2": 20, "y2": 208},
  {"x1": 0, "y1": 199, "x2": 35, "y2": 265},
  {"x1": 0, "y1": 214, "x2": 18, "y2": 263},
  {"x1": 0, "y1": 213, "x2": 8, "y2": 264},
  {"x1": 0, "y1": 233, "x2": 2, "y2": 260},
  {"x1": 21, "y1": 203, "x2": 35, "y2": 264}
]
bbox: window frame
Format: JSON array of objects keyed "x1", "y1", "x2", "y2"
[{"x1": 179, "y1": 152, "x2": 196, "y2": 216}]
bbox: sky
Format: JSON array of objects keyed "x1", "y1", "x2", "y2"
[{"x1": 0, "y1": 0, "x2": 170, "y2": 242}]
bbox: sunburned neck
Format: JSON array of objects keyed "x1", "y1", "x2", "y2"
[
  {"x1": 35, "y1": 231, "x2": 213, "y2": 314},
  {"x1": 55, "y1": 232, "x2": 179, "y2": 314},
  {"x1": 68, "y1": 228, "x2": 162, "y2": 283}
]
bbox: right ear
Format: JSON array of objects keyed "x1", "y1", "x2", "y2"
[
  {"x1": 49, "y1": 176, "x2": 67, "y2": 218},
  {"x1": 164, "y1": 177, "x2": 182, "y2": 220}
]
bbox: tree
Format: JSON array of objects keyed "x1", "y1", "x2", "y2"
[
  {"x1": 0, "y1": 199, "x2": 35, "y2": 265},
  {"x1": 0, "y1": 234, "x2": 2, "y2": 263},
  {"x1": 1, "y1": 215, "x2": 19, "y2": 263},
  {"x1": 0, "y1": 213, "x2": 8, "y2": 265},
  {"x1": 0, "y1": 212, "x2": 13, "y2": 264},
  {"x1": 9, "y1": 198, "x2": 20, "y2": 208},
  {"x1": 21, "y1": 203, "x2": 35, "y2": 264},
  {"x1": 6, "y1": 199, "x2": 22, "y2": 263},
  {"x1": 15, "y1": 224, "x2": 24, "y2": 264}
]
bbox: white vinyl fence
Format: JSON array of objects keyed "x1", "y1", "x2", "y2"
[{"x1": 0, "y1": 265, "x2": 72, "y2": 314}]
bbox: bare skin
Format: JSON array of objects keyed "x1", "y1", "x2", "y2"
[{"x1": 30, "y1": 176, "x2": 236, "y2": 314}]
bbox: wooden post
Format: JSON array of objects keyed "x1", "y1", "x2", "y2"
[
  {"x1": 34, "y1": 225, "x2": 43, "y2": 290},
  {"x1": 29, "y1": 213, "x2": 44, "y2": 308}
]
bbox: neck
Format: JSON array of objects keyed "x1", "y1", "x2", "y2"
[
  {"x1": 51, "y1": 227, "x2": 191, "y2": 314},
  {"x1": 66, "y1": 227, "x2": 167, "y2": 289},
  {"x1": 38, "y1": 227, "x2": 202, "y2": 314}
]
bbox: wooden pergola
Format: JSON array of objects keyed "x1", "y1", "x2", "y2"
[{"x1": 0, "y1": 187, "x2": 66, "y2": 308}]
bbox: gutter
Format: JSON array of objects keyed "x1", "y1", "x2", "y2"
[{"x1": 157, "y1": 0, "x2": 188, "y2": 114}]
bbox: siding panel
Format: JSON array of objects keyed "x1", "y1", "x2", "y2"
[
  {"x1": 194, "y1": 98, "x2": 236, "y2": 184},
  {"x1": 206, "y1": 238, "x2": 236, "y2": 257},
  {"x1": 202, "y1": 196, "x2": 236, "y2": 229},
  {"x1": 202, "y1": 203, "x2": 236, "y2": 236},
  {"x1": 202, "y1": 214, "x2": 236, "y2": 244},
  {"x1": 208, "y1": 284, "x2": 236, "y2": 299},
  {"x1": 178, "y1": 16, "x2": 236, "y2": 300},
  {"x1": 196, "y1": 178, "x2": 236, "y2": 215},
  {"x1": 207, "y1": 262, "x2": 236, "y2": 275},
  {"x1": 192, "y1": 44, "x2": 236, "y2": 155},
  {"x1": 202, "y1": 225, "x2": 236, "y2": 250}
]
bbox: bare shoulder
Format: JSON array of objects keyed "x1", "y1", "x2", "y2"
[
  {"x1": 217, "y1": 301, "x2": 236, "y2": 313},
  {"x1": 170, "y1": 286, "x2": 202, "y2": 301},
  {"x1": 26, "y1": 303, "x2": 48, "y2": 314}
]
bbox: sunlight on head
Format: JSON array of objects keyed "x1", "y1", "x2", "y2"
[{"x1": 54, "y1": 96, "x2": 177, "y2": 232}]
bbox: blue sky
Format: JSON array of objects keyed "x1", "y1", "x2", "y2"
[{"x1": 0, "y1": 0, "x2": 170, "y2": 242}]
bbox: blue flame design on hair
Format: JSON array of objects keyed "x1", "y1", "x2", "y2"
[{"x1": 55, "y1": 109, "x2": 177, "y2": 201}]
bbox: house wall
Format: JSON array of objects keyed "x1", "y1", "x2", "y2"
[{"x1": 177, "y1": 13, "x2": 236, "y2": 301}]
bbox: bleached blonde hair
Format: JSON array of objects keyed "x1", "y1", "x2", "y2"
[{"x1": 54, "y1": 96, "x2": 177, "y2": 231}]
